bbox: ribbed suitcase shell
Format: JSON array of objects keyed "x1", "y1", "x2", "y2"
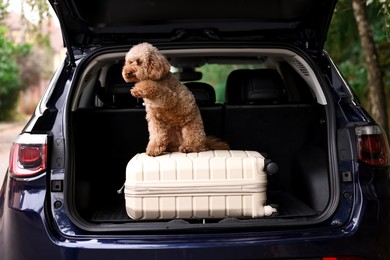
[{"x1": 125, "y1": 150, "x2": 276, "y2": 220}]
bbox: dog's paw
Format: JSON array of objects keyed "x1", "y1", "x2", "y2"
[
  {"x1": 178, "y1": 146, "x2": 191, "y2": 153},
  {"x1": 146, "y1": 145, "x2": 166, "y2": 157},
  {"x1": 130, "y1": 87, "x2": 145, "y2": 98},
  {"x1": 179, "y1": 145, "x2": 207, "y2": 154}
]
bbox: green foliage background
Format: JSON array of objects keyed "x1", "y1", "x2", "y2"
[
  {"x1": 0, "y1": 0, "x2": 52, "y2": 120},
  {"x1": 325, "y1": 0, "x2": 389, "y2": 107},
  {"x1": 0, "y1": 26, "x2": 30, "y2": 120}
]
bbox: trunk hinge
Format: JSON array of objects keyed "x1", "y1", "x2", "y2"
[{"x1": 53, "y1": 0, "x2": 76, "y2": 68}]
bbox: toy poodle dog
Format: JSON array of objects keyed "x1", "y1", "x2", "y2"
[{"x1": 122, "y1": 42, "x2": 228, "y2": 156}]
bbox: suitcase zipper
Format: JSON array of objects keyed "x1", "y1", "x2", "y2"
[{"x1": 124, "y1": 181, "x2": 267, "y2": 195}]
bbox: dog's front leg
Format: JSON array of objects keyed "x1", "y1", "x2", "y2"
[
  {"x1": 146, "y1": 116, "x2": 170, "y2": 156},
  {"x1": 131, "y1": 81, "x2": 159, "y2": 99}
]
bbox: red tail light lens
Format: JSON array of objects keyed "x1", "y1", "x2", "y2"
[
  {"x1": 356, "y1": 125, "x2": 390, "y2": 166},
  {"x1": 323, "y1": 257, "x2": 365, "y2": 260},
  {"x1": 19, "y1": 145, "x2": 42, "y2": 166},
  {"x1": 9, "y1": 134, "x2": 48, "y2": 177}
]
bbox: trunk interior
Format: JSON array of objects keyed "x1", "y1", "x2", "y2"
[{"x1": 69, "y1": 49, "x2": 331, "y2": 227}]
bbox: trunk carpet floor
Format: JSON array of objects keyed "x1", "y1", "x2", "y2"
[{"x1": 90, "y1": 191, "x2": 317, "y2": 223}]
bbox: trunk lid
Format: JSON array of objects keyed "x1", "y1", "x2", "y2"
[{"x1": 50, "y1": 0, "x2": 337, "y2": 60}]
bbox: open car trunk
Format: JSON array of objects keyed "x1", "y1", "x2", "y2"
[{"x1": 68, "y1": 46, "x2": 334, "y2": 230}]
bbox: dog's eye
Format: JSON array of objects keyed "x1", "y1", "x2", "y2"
[{"x1": 136, "y1": 59, "x2": 142, "y2": 65}]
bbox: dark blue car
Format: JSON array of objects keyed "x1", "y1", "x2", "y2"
[{"x1": 1, "y1": 0, "x2": 390, "y2": 259}]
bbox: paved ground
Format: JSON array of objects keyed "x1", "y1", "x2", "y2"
[{"x1": 0, "y1": 117, "x2": 28, "y2": 187}]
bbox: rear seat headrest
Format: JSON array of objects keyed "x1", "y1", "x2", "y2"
[
  {"x1": 185, "y1": 82, "x2": 216, "y2": 105},
  {"x1": 225, "y1": 69, "x2": 286, "y2": 105},
  {"x1": 97, "y1": 83, "x2": 142, "y2": 108},
  {"x1": 98, "y1": 63, "x2": 143, "y2": 108},
  {"x1": 105, "y1": 63, "x2": 126, "y2": 86}
]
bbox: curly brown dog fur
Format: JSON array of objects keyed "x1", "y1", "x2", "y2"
[{"x1": 122, "y1": 42, "x2": 228, "y2": 156}]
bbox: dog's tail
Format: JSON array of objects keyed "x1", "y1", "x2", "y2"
[{"x1": 206, "y1": 136, "x2": 230, "y2": 150}]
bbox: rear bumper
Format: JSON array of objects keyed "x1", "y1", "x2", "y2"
[
  {"x1": 1, "y1": 206, "x2": 390, "y2": 260},
  {"x1": 1, "y1": 174, "x2": 390, "y2": 260}
]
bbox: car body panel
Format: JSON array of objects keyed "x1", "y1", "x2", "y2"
[
  {"x1": 1, "y1": 0, "x2": 390, "y2": 259},
  {"x1": 1, "y1": 172, "x2": 390, "y2": 259}
]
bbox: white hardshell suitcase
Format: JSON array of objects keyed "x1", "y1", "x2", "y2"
[{"x1": 124, "y1": 150, "x2": 277, "y2": 220}]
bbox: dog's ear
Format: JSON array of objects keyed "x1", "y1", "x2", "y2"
[{"x1": 147, "y1": 51, "x2": 171, "y2": 80}]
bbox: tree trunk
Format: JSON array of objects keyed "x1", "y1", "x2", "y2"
[{"x1": 352, "y1": 0, "x2": 389, "y2": 135}]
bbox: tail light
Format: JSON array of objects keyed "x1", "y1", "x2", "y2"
[
  {"x1": 355, "y1": 125, "x2": 390, "y2": 166},
  {"x1": 9, "y1": 134, "x2": 48, "y2": 177},
  {"x1": 323, "y1": 257, "x2": 365, "y2": 260}
]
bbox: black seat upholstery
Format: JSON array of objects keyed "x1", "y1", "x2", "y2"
[
  {"x1": 97, "y1": 63, "x2": 142, "y2": 108},
  {"x1": 224, "y1": 68, "x2": 319, "y2": 191},
  {"x1": 185, "y1": 81, "x2": 224, "y2": 139},
  {"x1": 97, "y1": 83, "x2": 143, "y2": 108},
  {"x1": 185, "y1": 82, "x2": 216, "y2": 105},
  {"x1": 225, "y1": 69, "x2": 286, "y2": 105}
]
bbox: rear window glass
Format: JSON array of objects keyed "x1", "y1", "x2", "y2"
[{"x1": 173, "y1": 64, "x2": 264, "y2": 103}]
